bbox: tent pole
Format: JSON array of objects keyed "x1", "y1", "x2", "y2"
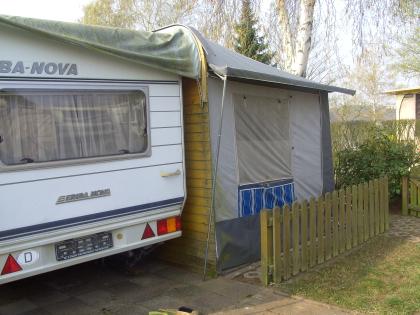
[{"x1": 203, "y1": 75, "x2": 227, "y2": 280}]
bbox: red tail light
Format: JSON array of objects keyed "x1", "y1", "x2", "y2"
[
  {"x1": 141, "y1": 223, "x2": 155, "y2": 240},
  {"x1": 1, "y1": 255, "x2": 22, "y2": 276},
  {"x1": 157, "y1": 219, "x2": 168, "y2": 235},
  {"x1": 175, "y1": 216, "x2": 182, "y2": 230},
  {"x1": 157, "y1": 216, "x2": 182, "y2": 236}
]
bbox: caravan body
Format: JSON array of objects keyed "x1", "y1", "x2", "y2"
[{"x1": 0, "y1": 24, "x2": 186, "y2": 284}]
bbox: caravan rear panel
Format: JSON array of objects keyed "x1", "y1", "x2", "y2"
[{"x1": 0, "y1": 24, "x2": 186, "y2": 283}]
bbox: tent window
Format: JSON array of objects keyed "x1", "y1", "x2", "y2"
[
  {"x1": 0, "y1": 89, "x2": 148, "y2": 166},
  {"x1": 233, "y1": 94, "x2": 292, "y2": 184}
]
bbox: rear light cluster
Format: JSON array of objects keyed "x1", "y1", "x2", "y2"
[
  {"x1": 141, "y1": 216, "x2": 182, "y2": 240},
  {"x1": 157, "y1": 216, "x2": 182, "y2": 236}
]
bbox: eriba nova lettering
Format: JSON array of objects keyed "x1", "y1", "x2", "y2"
[{"x1": 0, "y1": 61, "x2": 78, "y2": 75}]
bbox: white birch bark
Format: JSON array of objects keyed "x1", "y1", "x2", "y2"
[
  {"x1": 276, "y1": 0, "x2": 295, "y2": 72},
  {"x1": 291, "y1": 0, "x2": 316, "y2": 77}
]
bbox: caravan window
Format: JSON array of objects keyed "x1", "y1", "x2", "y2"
[{"x1": 0, "y1": 89, "x2": 148, "y2": 166}]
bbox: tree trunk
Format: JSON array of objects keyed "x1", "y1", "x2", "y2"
[
  {"x1": 292, "y1": 0, "x2": 316, "y2": 77},
  {"x1": 276, "y1": 0, "x2": 295, "y2": 72}
]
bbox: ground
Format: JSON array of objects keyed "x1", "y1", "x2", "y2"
[{"x1": 0, "y1": 257, "x2": 349, "y2": 315}]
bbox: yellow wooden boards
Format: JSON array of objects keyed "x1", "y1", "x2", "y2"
[{"x1": 158, "y1": 78, "x2": 216, "y2": 275}]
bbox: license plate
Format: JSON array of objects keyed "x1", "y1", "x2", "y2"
[{"x1": 55, "y1": 232, "x2": 113, "y2": 261}]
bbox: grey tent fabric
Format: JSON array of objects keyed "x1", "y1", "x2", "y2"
[
  {"x1": 320, "y1": 92, "x2": 335, "y2": 193},
  {"x1": 208, "y1": 78, "x2": 239, "y2": 222},
  {"x1": 289, "y1": 92, "x2": 323, "y2": 200},
  {"x1": 208, "y1": 80, "x2": 333, "y2": 271},
  {"x1": 190, "y1": 29, "x2": 355, "y2": 96},
  {"x1": 0, "y1": 15, "x2": 201, "y2": 79},
  {"x1": 233, "y1": 94, "x2": 292, "y2": 184}
]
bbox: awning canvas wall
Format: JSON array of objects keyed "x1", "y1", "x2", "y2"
[{"x1": 208, "y1": 79, "x2": 332, "y2": 271}]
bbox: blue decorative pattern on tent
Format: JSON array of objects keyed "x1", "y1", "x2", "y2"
[{"x1": 238, "y1": 179, "x2": 295, "y2": 217}]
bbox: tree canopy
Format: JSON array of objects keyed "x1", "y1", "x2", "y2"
[{"x1": 234, "y1": 0, "x2": 273, "y2": 64}]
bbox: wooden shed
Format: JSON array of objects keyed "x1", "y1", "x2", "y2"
[{"x1": 385, "y1": 87, "x2": 420, "y2": 120}]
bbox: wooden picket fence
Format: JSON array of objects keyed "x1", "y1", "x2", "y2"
[
  {"x1": 260, "y1": 176, "x2": 389, "y2": 285},
  {"x1": 402, "y1": 176, "x2": 420, "y2": 217}
]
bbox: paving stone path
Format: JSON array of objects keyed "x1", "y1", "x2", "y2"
[
  {"x1": 0, "y1": 258, "x2": 351, "y2": 315},
  {"x1": 387, "y1": 214, "x2": 420, "y2": 243}
]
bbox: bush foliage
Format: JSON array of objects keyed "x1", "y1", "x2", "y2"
[{"x1": 333, "y1": 120, "x2": 420, "y2": 198}]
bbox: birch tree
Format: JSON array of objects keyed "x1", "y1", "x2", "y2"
[
  {"x1": 270, "y1": 0, "x2": 418, "y2": 79},
  {"x1": 276, "y1": 0, "x2": 316, "y2": 77}
]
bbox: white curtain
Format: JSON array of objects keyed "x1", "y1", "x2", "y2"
[{"x1": 0, "y1": 91, "x2": 147, "y2": 165}]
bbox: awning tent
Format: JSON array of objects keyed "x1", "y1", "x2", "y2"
[{"x1": 0, "y1": 15, "x2": 355, "y2": 272}]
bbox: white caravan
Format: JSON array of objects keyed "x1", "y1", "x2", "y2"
[{"x1": 0, "y1": 24, "x2": 186, "y2": 284}]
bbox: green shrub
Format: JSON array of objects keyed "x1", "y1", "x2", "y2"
[{"x1": 335, "y1": 129, "x2": 419, "y2": 198}]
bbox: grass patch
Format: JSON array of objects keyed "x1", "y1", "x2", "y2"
[{"x1": 278, "y1": 236, "x2": 420, "y2": 314}]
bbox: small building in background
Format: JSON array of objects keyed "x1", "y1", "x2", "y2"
[{"x1": 385, "y1": 87, "x2": 420, "y2": 120}]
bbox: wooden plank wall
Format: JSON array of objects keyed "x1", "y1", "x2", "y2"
[{"x1": 158, "y1": 78, "x2": 217, "y2": 276}]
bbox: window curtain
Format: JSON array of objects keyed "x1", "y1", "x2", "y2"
[{"x1": 0, "y1": 91, "x2": 147, "y2": 165}]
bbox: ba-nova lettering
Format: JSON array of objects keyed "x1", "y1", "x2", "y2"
[{"x1": 0, "y1": 61, "x2": 78, "y2": 75}]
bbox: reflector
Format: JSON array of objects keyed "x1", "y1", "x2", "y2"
[
  {"x1": 141, "y1": 223, "x2": 155, "y2": 239},
  {"x1": 1, "y1": 254, "x2": 22, "y2": 276}
]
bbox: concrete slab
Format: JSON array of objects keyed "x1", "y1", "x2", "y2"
[
  {"x1": 0, "y1": 299, "x2": 38, "y2": 315},
  {"x1": 0, "y1": 259, "x2": 352, "y2": 315},
  {"x1": 41, "y1": 297, "x2": 99, "y2": 315}
]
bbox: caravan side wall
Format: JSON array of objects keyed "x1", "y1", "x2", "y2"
[{"x1": 0, "y1": 25, "x2": 186, "y2": 283}]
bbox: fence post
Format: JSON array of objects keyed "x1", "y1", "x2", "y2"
[
  {"x1": 352, "y1": 185, "x2": 358, "y2": 247},
  {"x1": 260, "y1": 209, "x2": 273, "y2": 286},
  {"x1": 309, "y1": 197, "x2": 317, "y2": 267},
  {"x1": 363, "y1": 182, "x2": 369, "y2": 241},
  {"x1": 339, "y1": 189, "x2": 346, "y2": 254},
  {"x1": 357, "y1": 183, "x2": 364, "y2": 244},
  {"x1": 345, "y1": 186, "x2": 352, "y2": 250},
  {"x1": 379, "y1": 178, "x2": 385, "y2": 233},
  {"x1": 332, "y1": 191, "x2": 339, "y2": 257},
  {"x1": 301, "y1": 200, "x2": 309, "y2": 271},
  {"x1": 324, "y1": 193, "x2": 332, "y2": 261},
  {"x1": 273, "y1": 207, "x2": 282, "y2": 284},
  {"x1": 402, "y1": 176, "x2": 408, "y2": 216},
  {"x1": 283, "y1": 204, "x2": 291, "y2": 279},
  {"x1": 292, "y1": 202, "x2": 301, "y2": 275},
  {"x1": 374, "y1": 179, "x2": 380, "y2": 235},
  {"x1": 410, "y1": 179, "x2": 417, "y2": 217},
  {"x1": 317, "y1": 195, "x2": 325, "y2": 264},
  {"x1": 384, "y1": 176, "x2": 389, "y2": 229},
  {"x1": 369, "y1": 180, "x2": 375, "y2": 237}
]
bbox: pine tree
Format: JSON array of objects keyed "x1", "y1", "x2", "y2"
[{"x1": 234, "y1": 0, "x2": 273, "y2": 65}]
